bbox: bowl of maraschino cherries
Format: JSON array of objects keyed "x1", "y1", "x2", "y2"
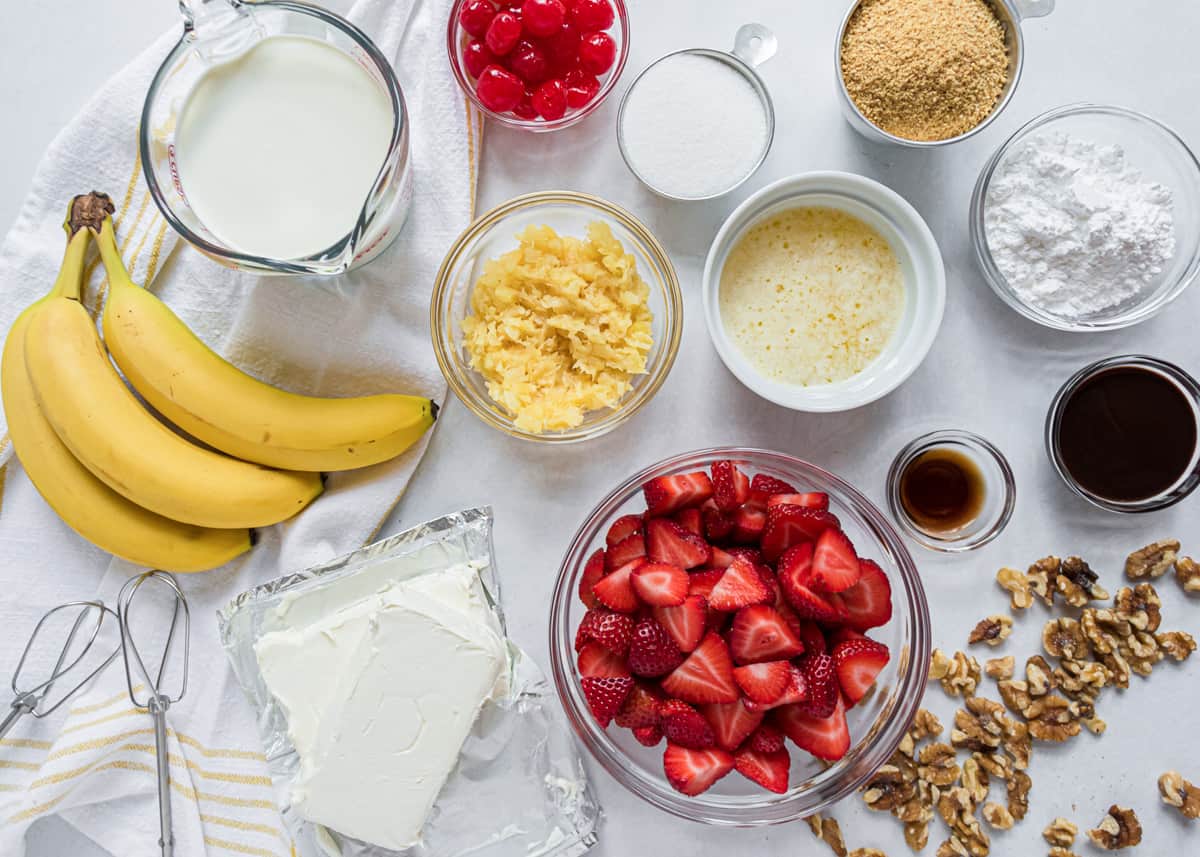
[{"x1": 447, "y1": 0, "x2": 628, "y2": 130}]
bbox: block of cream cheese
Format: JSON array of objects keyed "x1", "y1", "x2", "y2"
[{"x1": 254, "y1": 564, "x2": 508, "y2": 851}]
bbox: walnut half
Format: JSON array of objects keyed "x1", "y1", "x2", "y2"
[
  {"x1": 1176, "y1": 556, "x2": 1200, "y2": 593},
  {"x1": 1043, "y1": 816, "x2": 1078, "y2": 847},
  {"x1": 1086, "y1": 805, "x2": 1142, "y2": 850},
  {"x1": 968, "y1": 615, "x2": 1013, "y2": 647},
  {"x1": 1125, "y1": 539, "x2": 1179, "y2": 579},
  {"x1": 1159, "y1": 770, "x2": 1200, "y2": 820}
]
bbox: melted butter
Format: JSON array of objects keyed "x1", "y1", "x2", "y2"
[{"x1": 718, "y1": 206, "x2": 905, "y2": 386}]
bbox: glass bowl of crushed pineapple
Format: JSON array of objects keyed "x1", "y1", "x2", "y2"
[{"x1": 432, "y1": 191, "x2": 683, "y2": 442}]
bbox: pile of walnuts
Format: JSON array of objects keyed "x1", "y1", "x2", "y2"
[{"x1": 807, "y1": 540, "x2": 1196, "y2": 857}]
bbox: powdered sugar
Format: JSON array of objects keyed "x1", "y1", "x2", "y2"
[
  {"x1": 984, "y1": 132, "x2": 1176, "y2": 319},
  {"x1": 619, "y1": 53, "x2": 769, "y2": 199}
]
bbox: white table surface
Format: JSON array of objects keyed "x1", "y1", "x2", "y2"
[{"x1": 6, "y1": 1, "x2": 1200, "y2": 855}]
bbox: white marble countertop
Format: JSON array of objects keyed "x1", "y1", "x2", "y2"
[{"x1": 5, "y1": 1, "x2": 1199, "y2": 855}]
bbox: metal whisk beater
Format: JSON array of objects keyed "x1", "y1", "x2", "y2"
[
  {"x1": 118, "y1": 571, "x2": 190, "y2": 857},
  {"x1": 1, "y1": 601, "x2": 121, "y2": 740}
]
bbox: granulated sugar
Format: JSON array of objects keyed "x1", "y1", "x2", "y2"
[
  {"x1": 984, "y1": 132, "x2": 1176, "y2": 319},
  {"x1": 619, "y1": 53, "x2": 768, "y2": 199}
]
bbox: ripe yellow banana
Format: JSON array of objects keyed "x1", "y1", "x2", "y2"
[
  {"x1": 22, "y1": 203, "x2": 323, "y2": 530},
  {"x1": 96, "y1": 216, "x2": 437, "y2": 472},
  {"x1": 1, "y1": 207, "x2": 251, "y2": 571}
]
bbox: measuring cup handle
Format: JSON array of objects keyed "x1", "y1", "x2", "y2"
[
  {"x1": 731, "y1": 23, "x2": 778, "y2": 69},
  {"x1": 1011, "y1": 0, "x2": 1055, "y2": 19},
  {"x1": 179, "y1": 0, "x2": 245, "y2": 33}
]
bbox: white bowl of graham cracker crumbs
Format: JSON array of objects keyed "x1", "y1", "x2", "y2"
[
  {"x1": 703, "y1": 172, "x2": 945, "y2": 412},
  {"x1": 834, "y1": 0, "x2": 1055, "y2": 147}
]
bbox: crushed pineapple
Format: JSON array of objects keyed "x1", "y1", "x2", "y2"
[{"x1": 462, "y1": 222, "x2": 653, "y2": 433}]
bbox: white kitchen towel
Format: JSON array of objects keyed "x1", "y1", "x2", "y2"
[{"x1": 0, "y1": 0, "x2": 483, "y2": 854}]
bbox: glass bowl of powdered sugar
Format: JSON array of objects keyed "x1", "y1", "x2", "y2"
[{"x1": 970, "y1": 103, "x2": 1200, "y2": 331}]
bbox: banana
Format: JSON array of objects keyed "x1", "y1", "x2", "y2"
[
  {"x1": 1, "y1": 208, "x2": 251, "y2": 571},
  {"x1": 96, "y1": 216, "x2": 436, "y2": 472},
  {"x1": 22, "y1": 203, "x2": 323, "y2": 530}
]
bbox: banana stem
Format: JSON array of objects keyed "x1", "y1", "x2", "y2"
[
  {"x1": 48, "y1": 228, "x2": 92, "y2": 302},
  {"x1": 92, "y1": 216, "x2": 139, "y2": 291}
]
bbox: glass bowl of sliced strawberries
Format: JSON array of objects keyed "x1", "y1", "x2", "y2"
[{"x1": 549, "y1": 447, "x2": 931, "y2": 824}]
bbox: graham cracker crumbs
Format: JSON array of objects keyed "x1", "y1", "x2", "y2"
[{"x1": 840, "y1": 0, "x2": 1008, "y2": 142}]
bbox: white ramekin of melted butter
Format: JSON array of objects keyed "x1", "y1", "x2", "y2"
[{"x1": 703, "y1": 172, "x2": 946, "y2": 412}]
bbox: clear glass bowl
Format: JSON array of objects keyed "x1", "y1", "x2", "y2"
[
  {"x1": 446, "y1": 0, "x2": 629, "y2": 132},
  {"x1": 970, "y1": 104, "x2": 1200, "y2": 330},
  {"x1": 430, "y1": 191, "x2": 682, "y2": 442},
  {"x1": 1045, "y1": 355, "x2": 1200, "y2": 513},
  {"x1": 886, "y1": 430, "x2": 1016, "y2": 553},
  {"x1": 548, "y1": 448, "x2": 931, "y2": 825}
]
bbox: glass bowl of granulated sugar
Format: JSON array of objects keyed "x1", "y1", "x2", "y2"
[{"x1": 971, "y1": 104, "x2": 1200, "y2": 331}]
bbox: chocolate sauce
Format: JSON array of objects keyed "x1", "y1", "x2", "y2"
[
  {"x1": 898, "y1": 448, "x2": 985, "y2": 534},
  {"x1": 1057, "y1": 366, "x2": 1198, "y2": 502}
]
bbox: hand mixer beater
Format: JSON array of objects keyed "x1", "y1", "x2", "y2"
[
  {"x1": 1, "y1": 601, "x2": 121, "y2": 740},
  {"x1": 118, "y1": 571, "x2": 190, "y2": 857}
]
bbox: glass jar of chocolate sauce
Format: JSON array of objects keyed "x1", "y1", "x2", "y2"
[{"x1": 1046, "y1": 356, "x2": 1200, "y2": 512}]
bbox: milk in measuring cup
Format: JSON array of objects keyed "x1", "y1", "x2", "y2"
[{"x1": 173, "y1": 35, "x2": 393, "y2": 260}]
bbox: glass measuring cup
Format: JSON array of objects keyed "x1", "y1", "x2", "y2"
[{"x1": 141, "y1": 0, "x2": 413, "y2": 275}]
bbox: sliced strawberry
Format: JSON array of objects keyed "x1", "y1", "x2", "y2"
[
  {"x1": 660, "y1": 699, "x2": 715, "y2": 749},
  {"x1": 581, "y1": 676, "x2": 632, "y2": 727},
  {"x1": 661, "y1": 632, "x2": 739, "y2": 704},
  {"x1": 606, "y1": 514, "x2": 643, "y2": 546},
  {"x1": 631, "y1": 562, "x2": 689, "y2": 607},
  {"x1": 577, "y1": 641, "x2": 631, "y2": 679},
  {"x1": 645, "y1": 518, "x2": 712, "y2": 569},
  {"x1": 732, "y1": 660, "x2": 792, "y2": 705},
  {"x1": 643, "y1": 472, "x2": 713, "y2": 517},
  {"x1": 792, "y1": 652, "x2": 838, "y2": 718},
  {"x1": 734, "y1": 746, "x2": 790, "y2": 794},
  {"x1": 811, "y1": 528, "x2": 861, "y2": 592},
  {"x1": 708, "y1": 556, "x2": 773, "y2": 611},
  {"x1": 615, "y1": 681, "x2": 665, "y2": 728},
  {"x1": 780, "y1": 547, "x2": 847, "y2": 623},
  {"x1": 727, "y1": 547, "x2": 763, "y2": 565},
  {"x1": 687, "y1": 568, "x2": 724, "y2": 601},
  {"x1": 579, "y1": 548, "x2": 606, "y2": 609},
  {"x1": 606, "y1": 532, "x2": 646, "y2": 571},
  {"x1": 749, "y1": 473, "x2": 797, "y2": 496},
  {"x1": 731, "y1": 506, "x2": 766, "y2": 544},
  {"x1": 743, "y1": 664, "x2": 808, "y2": 712},
  {"x1": 795, "y1": 619, "x2": 828, "y2": 656},
  {"x1": 653, "y1": 594, "x2": 708, "y2": 653},
  {"x1": 633, "y1": 724, "x2": 663, "y2": 746},
  {"x1": 775, "y1": 598, "x2": 806, "y2": 641},
  {"x1": 698, "y1": 698, "x2": 764, "y2": 751},
  {"x1": 703, "y1": 506, "x2": 736, "y2": 543},
  {"x1": 674, "y1": 508, "x2": 704, "y2": 537},
  {"x1": 592, "y1": 559, "x2": 642, "y2": 612},
  {"x1": 775, "y1": 696, "x2": 850, "y2": 760},
  {"x1": 663, "y1": 743, "x2": 734, "y2": 796},
  {"x1": 628, "y1": 618, "x2": 683, "y2": 677},
  {"x1": 574, "y1": 608, "x2": 635, "y2": 655},
  {"x1": 826, "y1": 627, "x2": 866, "y2": 648},
  {"x1": 766, "y1": 492, "x2": 830, "y2": 511},
  {"x1": 708, "y1": 546, "x2": 736, "y2": 568},
  {"x1": 841, "y1": 559, "x2": 893, "y2": 631},
  {"x1": 711, "y1": 460, "x2": 751, "y2": 511},
  {"x1": 761, "y1": 505, "x2": 841, "y2": 562},
  {"x1": 728, "y1": 604, "x2": 805, "y2": 664},
  {"x1": 747, "y1": 722, "x2": 786, "y2": 753},
  {"x1": 833, "y1": 637, "x2": 890, "y2": 704}
]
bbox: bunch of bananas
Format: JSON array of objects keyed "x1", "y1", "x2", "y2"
[{"x1": 2, "y1": 193, "x2": 437, "y2": 572}]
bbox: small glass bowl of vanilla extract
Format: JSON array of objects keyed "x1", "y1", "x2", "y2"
[
  {"x1": 887, "y1": 430, "x2": 1016, "y2": 552},
  {"x1": 1046, "y1": 356, "x2": 1200, "y2": 513}
]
